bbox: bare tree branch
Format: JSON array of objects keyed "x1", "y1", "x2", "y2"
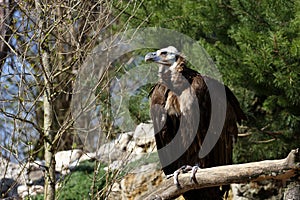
[
  {"x1": 0, "y1": 108, "x2": 42, "y2": 133},
  {"x1": 141, "y1": 148, "x2": 300, "y2": 200}
]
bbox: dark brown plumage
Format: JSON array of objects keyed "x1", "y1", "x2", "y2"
[{"x1": 145, "y1": 46, "x2": 246, "y2": 200}]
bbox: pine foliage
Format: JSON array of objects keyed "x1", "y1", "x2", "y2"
[{"x1": 116, "y1": 0, "x2": 300, "y2": 162}]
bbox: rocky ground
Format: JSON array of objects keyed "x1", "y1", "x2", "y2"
[{"x1": 0, "y1": 123, "x2": 286, "y2": 199}]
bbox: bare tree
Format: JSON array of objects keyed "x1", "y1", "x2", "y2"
[{"x1": 0, "y1": 0, "x2": 141, "y2": 199}]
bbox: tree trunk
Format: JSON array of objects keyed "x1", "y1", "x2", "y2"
[
  {"x1": 35, "y1": 0, "x2": 56, "y2": 198},
  {"x1": 0, "y1": 0, "x2": 12, "y2": 75},
  {"x1": 42, "y1": 52, "x2": 56, "y2": 200}
]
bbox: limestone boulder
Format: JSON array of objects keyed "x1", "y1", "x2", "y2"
[
  {"x1": 55, "y1": 149, "x2": 83, "y2": 174},
  {"x1": 132, "y1": 123, "x2": 156, "y2": 154},
  {"x1": 17, "y1": 185, "x2": 44, "y2": 199},
  {"x1": 108, "y1": 163, "x2": 163, "y2": 200}
]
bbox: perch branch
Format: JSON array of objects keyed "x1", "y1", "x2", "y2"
[{"x1": 140, "y1": 148, "x2": 300, "y2": 200}]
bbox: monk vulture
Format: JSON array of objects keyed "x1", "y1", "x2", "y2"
[{"x1": 145, "y1": 46, "x2": 246, "y2": 200}]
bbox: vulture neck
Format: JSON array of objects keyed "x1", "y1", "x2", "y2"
[
  {"x1": 159, "y1": 58, "x2": 191, "y2": 95},
  {"x1": 158, "y1": 64, "x2": 171, "y2": 82}
]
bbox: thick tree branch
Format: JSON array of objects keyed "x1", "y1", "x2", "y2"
[{"x1": 141, "y1": 148, "x2": 300, "y2": 200}]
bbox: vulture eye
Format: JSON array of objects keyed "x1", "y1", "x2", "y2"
[{"x1": 160, "y1": 51, "x2": 167, "y2": 56}]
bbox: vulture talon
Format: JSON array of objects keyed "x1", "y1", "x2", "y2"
[
  {"x1": 166, "y1": 174, "x2": 174, "y2": 179},
  {"x1": 181, "y1": 165, "x2": 193, "y2": 173},
  {"x1": 190, "y1": 165, "x2": 200, "y2": 183},
  {"x1": 173, "y1": 169, "x2": 181, "y2": 186}
]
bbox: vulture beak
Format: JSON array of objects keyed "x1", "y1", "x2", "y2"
[{"x1": 145, "y1": 52, "x2": 160, "y2": 62}]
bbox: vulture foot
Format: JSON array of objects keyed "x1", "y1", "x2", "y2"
[{"x1": 166, "y1": 165, "x2": 200, "y2": 186}]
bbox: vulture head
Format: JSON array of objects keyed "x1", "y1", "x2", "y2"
[
  {"x1": 145, "y1": 46, "x2": 186, "y2": 76},
  {"x1": 145, "y1": 46, "x2": 180, "y2": 66},
  {"x1": 145, "y1": 46, "x2": 189, "y2": 94}
]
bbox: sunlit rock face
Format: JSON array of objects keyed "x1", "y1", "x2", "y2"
[{"x1": 108, "y1": 163, "x2": 164, "y2": 200}]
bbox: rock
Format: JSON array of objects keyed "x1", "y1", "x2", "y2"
[
  {"x1": 96, "y1": 124, "x2": 156, "y2": 166},
  {"x1": 0, "y1": 157, "x2": 44, "y2": 198},
  {"x1": 231, "y1": 184, "x2": 251, "y2": 200},
  {"x1": 96, "y1": 123, "x2": 159, "y2": 199},
  {"x1": 78, "y1": 152, "x2": 96, "y2": 163},
  {"x1": 96, "y1": 141, "x2": 126, "y2": 163},
  {"x1": 55, "y1": 149, "x2": 83, "y2": 174},
  {"x1": 115, "y1": 132, "x2": 133, "y2": 151},
  {"x1": 108, "y1": 163, "x2": 163, "y2": 200},
  {"x1": 25, "y1": 161, "x2": 45, "y2": 186},
  {"x1": 17, "y1": 185, "x2": 44, "y2": 198},
  {"x1": 0, "y1": 157, "x2": 22, "y2": 182},
  {"x1": 133, "y1": 123, "x2": 155, "y2": 153},
  {"x1": 284, "y1": 181, "x2": 300, "y2": 200},
  {"x1": 231, "y1": 181, "x2": 284, "y2": 200}
]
